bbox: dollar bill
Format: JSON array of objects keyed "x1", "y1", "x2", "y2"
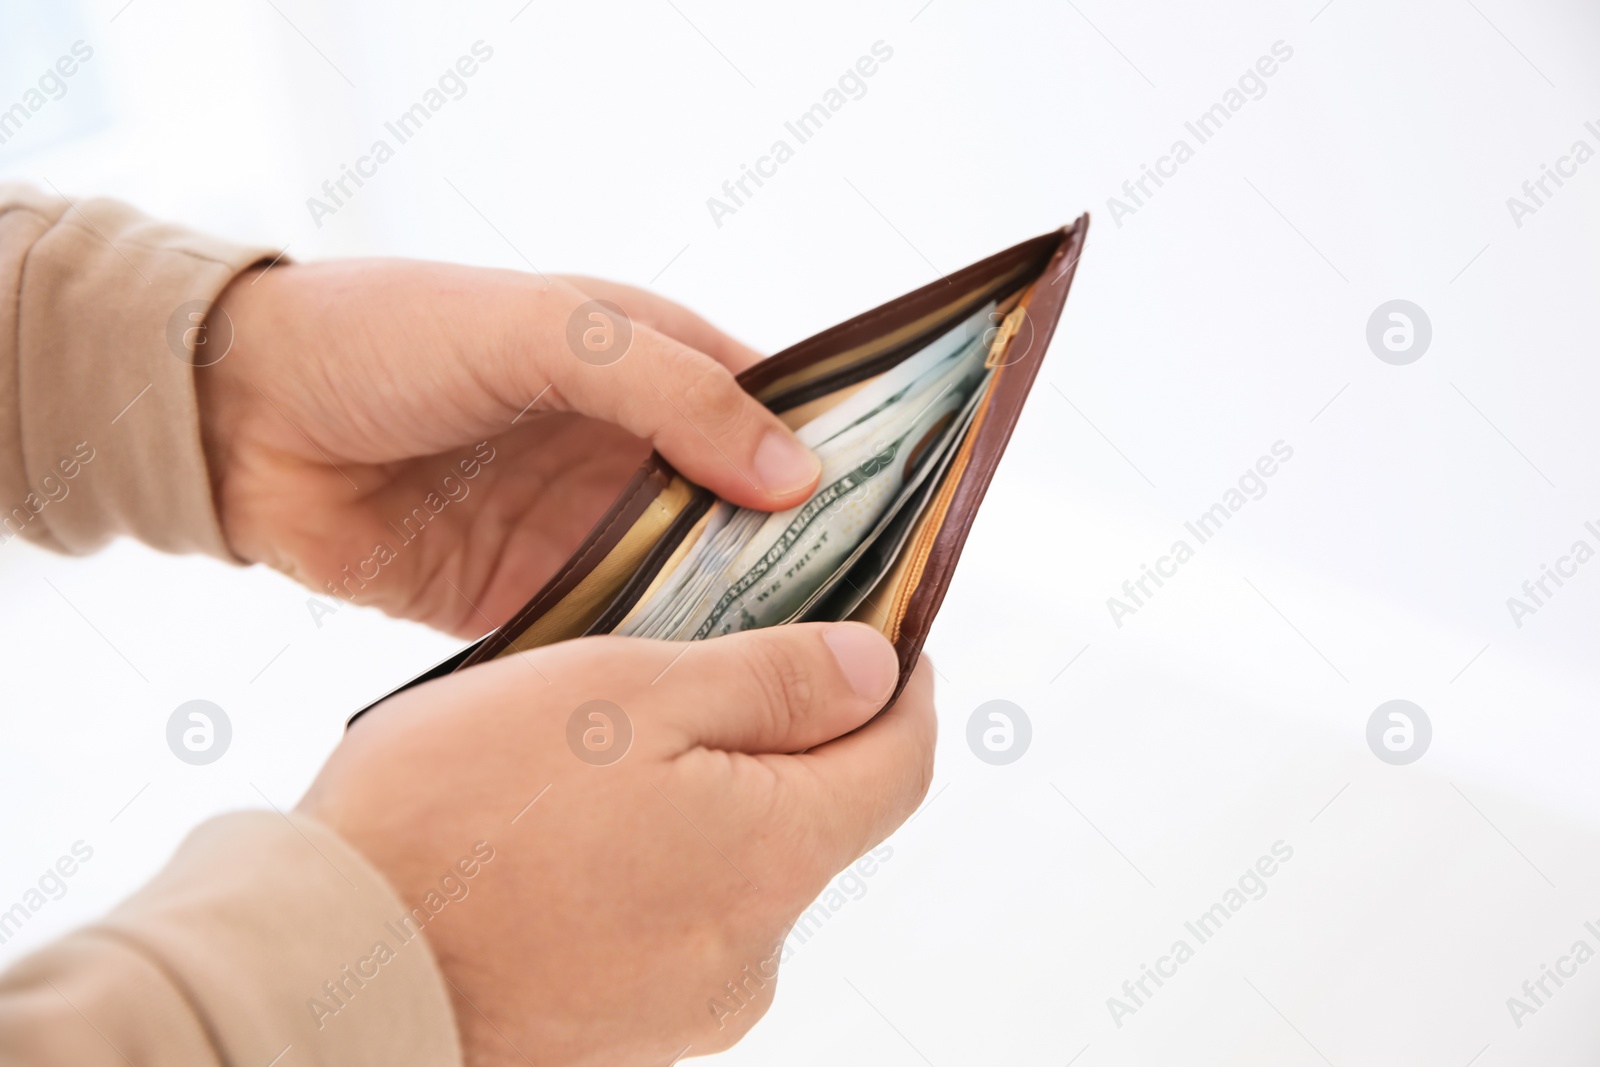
[{"x1": 617, "y1": 300, "x2": 996, "y2": 641}]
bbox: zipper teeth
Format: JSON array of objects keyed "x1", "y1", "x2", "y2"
[{"x1": 886, "y1": 374, "x2": 998, "y2": 642}]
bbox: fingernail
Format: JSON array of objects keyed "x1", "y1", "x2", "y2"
[
  {"x1": 753, "y1": 430, "x2": 821, "y2": 495},
  {"x1": 823, "y1": 624, "x2": 898, "y2": 702}
]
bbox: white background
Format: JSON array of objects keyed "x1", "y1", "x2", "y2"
[{"x1": 3, "y1": 0, "x2": 1599, "y2": 1063}]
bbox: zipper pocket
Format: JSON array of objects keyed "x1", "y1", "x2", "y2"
[
  {"x1": 885, "y1": 373, "x2": 996, "y2": 642},
  {"x1": 883, "y1": 291, "x2": 1033, "y2": 640}
]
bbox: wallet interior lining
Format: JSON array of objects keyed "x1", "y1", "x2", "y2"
[
  {"x1": 609, "y1": 501, "x2": 720, "y2": 632},
  {"x1": 485, "y1": 261, "x2": 1044, "y2": 658},
  {"x1": 494, "y1": 476, "x2": 696, "y2": 656},
  {"x1": 752, "y1": 260, "x2": 1034, "y2": 410},
  {"x1": 776, "y1": 376, "x2": 878, "y2": 430}
]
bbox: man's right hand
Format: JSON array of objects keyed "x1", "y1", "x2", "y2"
[{"x1": 296, "y1": 622, "x2": 935, "y2": 1067}]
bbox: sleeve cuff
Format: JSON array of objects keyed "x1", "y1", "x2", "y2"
[
  {"x1": 99, "y1": 810, "x2": 462, "y2": 1067},
  {"x1": 13, "y1": 188, "x2": 280, "y2": 558}
]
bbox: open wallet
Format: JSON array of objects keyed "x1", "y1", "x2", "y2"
[{"x1": 349, "y1": 216, "x2": 1088, "y2": 724}]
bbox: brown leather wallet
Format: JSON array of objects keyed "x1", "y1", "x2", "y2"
[{"x1": 350, "y1": 216, "x2": 1088, "y2": 723}]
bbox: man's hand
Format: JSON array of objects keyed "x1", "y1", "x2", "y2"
[
  {"x1": 296, "y1": 622, "x2": 935, "y2": 1067},
  {"x1": 198, "y1": 262, "x2": 822, "y2": 634}
]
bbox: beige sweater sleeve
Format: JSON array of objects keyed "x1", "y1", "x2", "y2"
[
  {"x1": 0, "y1": 187, "x2": 463, "y2": 1064},
  {"x1": 0, "y1": 813, "x2": 463, "y2": 1066},
  {"x1": 0, "y1": 181, "x2": 268, "y2": 556}
]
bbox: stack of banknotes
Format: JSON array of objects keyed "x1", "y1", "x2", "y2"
[{"x1": 616, "y1": 300, "x2": 999, "y2": 640}]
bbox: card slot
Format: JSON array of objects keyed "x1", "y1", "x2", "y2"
[
  {"x1": 583, "y1": 488, "x2": 715, "y2": 637},
  {"x1": 477, "y1": 474, "x2": 697, "y2": 660}
]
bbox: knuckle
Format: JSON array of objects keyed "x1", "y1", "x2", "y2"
[
  {"x1": 673, "y1": 351, "x2": 755, "y2": 435},
  {"x1": 689, "y1": 919, "x2": 783, "y2": 1051},
  {"x1": 739, "y1": 637, "x2": 815, "y2": 737}
]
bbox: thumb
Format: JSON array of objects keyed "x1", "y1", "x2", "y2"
[
  {"x1": 481, "y1": 275, "x2": 822, "y2": 511},
  {"x1": 652, "y1": 623, "x2": 900, "y2": 754},
  {"x1": 536, "y1": 317, "x2": 822, "y2": 511}
]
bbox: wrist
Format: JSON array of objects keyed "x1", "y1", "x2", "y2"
[{"x1": 195, "y1": 265, "x2": 274, "y2": 562}]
